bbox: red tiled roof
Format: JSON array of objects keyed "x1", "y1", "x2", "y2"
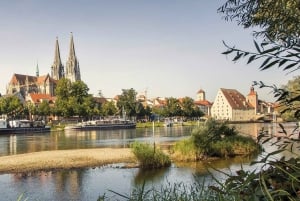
[
  {"x1": 221, "y1": 88, "x2": 254, "y2": 110},
  {"x1": 194, "y1": 100, "x2": 212, "y2": 106},
  {"x1": 28, "y1": 93, "x2": 56, "y2": 104}
]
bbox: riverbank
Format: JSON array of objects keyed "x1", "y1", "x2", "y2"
[{"x1": 0, "y1": 148, "x2": 136, "y2": 174}]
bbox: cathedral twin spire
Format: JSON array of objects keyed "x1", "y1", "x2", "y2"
[{"x1": 51, "y1": 33, "x2": 81, "y2": 82}]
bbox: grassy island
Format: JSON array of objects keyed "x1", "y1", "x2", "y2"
[{"x1": 171, "y1": 119, "x2": 260, "y2": 161}]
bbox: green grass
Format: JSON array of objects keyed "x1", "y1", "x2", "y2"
[{"x1": 131, "y1": 142, "x2": 171, "y2": 169}]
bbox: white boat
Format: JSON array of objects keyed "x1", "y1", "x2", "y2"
[
  {"x1": 65, "y1": 119, "x2": 136, "y2": 131},
  {"x1": 0, "y1": 118, "x2": 50, "y2": 134}
]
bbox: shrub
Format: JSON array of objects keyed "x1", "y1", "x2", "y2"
[
  {"x1": 173, "y1": 119, "x2": 260, "y2": 160},
  {"x1": 131, "y1": 142, "x2": 171, "y2": 169}
]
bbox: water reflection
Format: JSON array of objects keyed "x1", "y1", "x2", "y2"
[
  {"x1": 0, "y1": 126, "x2": 195, "y2": 156},
  {"x1": 0, "y1": 122, "x2": 299, "y2": 200},
  {"x1": 134, "y1": 167, "x2": 170, "y2": 185}
]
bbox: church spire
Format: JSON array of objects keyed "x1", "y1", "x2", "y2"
[
  {"x1": 36, "y1": 61, "x2": 39, "y2": 77},
  {"x1": 65, "y1": 32, "x2": 81, "y2": 82},
  {"x1": 51, "y1": 37, "x2": 64, "y2": 80},
  {"x1": 69, "y1": 32, "x2": 76, "y2": 60}
]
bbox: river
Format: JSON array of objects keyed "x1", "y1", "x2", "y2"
[{"x1": 0, "y1": 122, "x2": 297, "y2": 201}]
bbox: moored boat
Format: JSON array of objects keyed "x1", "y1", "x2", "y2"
[
  {"x1": 65, "y1": 118, "x2": 136, "y2": 131},
  {"x1": 0, "y1": 118, "x2": 50, "y2": 134}
]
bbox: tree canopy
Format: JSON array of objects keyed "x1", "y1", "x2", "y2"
[
  {"x1": 218, "y1": 0, "x2": 300, "y2": 40},
  {"x1": 54, "y1": 78, "x2": 95, "y2": 118}
]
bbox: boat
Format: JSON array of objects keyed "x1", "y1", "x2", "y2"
[
  {"x1": 64, "y1": 118, "x2": 136, "y2": 131},
  {"x1": 0, "y1": 119, "x2": 51, "y2": 134},
  {"x1": 164, "y1": 118, "x2": 173, "y2": 127}
]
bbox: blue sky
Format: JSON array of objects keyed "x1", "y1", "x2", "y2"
[{"x1": 0, "y1": 1, "x2": 294, "y2": 102}]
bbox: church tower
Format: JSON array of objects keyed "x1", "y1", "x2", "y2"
[
  {"x1": 51, "y1": 37, "x2": 64, "y2": 80},
  {"x1": 196, "y1": 89, "x2": 206, "y2": 101},
  {"x1": 65, "y1": 33, "x2": 81, "y2": 82},
  {"x1": 246, "y1": 86, "x2": 258, "y2": 114}
]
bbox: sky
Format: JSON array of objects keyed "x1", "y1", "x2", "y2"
[{"x1": 0, "y1": 0, "x2": 295, "y2": 102}]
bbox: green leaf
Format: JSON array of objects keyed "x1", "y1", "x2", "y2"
[
  {"x1": 261, "y1": 60, "x2": 279, "y2": 70},
  {"x1": 283, "y1": 62, "x2": 298, "y2": 70},
  {"x1": 259, "y1": 57, "x2": 272, "y2": 69},
  {"x1": 247, "y1": 55, "x2": 257, "y2": 64},
  {"x1": 233, "y1": 52, "x2": 243, "y2": 61},
  {"x1": 222, "y1": 49, "x2": 234, "y2": 55},
  {"x1": 261, "y1": 46, "x2": 280, "y2": 54},
  {"x1": 278, "y1": 59, "x2": 288, "y2": 67},
  {"x1": 254, "y1": 40, "x2": 261, "y2": 53}
]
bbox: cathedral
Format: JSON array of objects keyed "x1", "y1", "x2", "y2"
[{"x1": 6, "y1": 33, "x2": 81, "y2": 98}]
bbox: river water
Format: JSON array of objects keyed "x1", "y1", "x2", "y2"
[{"x1": 0, "y1": 122, "x2": 296, "y2": 201}]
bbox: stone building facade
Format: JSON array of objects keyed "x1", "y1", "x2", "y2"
[{"x1": 6, "y1": 33, "x2": 81, "y2": 98}]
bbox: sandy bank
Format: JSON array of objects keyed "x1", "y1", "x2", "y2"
[{"x1": 0, "y1": 148, "x2": 136, "y2": 174}]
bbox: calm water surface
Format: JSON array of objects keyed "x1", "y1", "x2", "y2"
[{"x1": 0, "y1": 122, "x2": 296, "y2": 201}]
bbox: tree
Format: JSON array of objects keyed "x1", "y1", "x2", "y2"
[
  {"x1": 277, "y1": 76, "x2": 300, "y2": 121},
  {"x1": 180, "y1": 97, "x2": 204, "y2": 118},
  {"x1": 0, "y1": 96, "x2": 23, "y2": 118},
  {"x1": 102, "y1": 101, "x2": 118, "y2": 116},
  {"x1": 37, "y1": 101, "x2": 51, "y2": 117},
  {"x1": 70, "y1": 81, "x2": 89, "y2": 104},
  {"x1": 164, "y1": 97, "x2": 182, "y2": 117},
  {"x1": 219, "y1": 0, "x2": 300, "y2": 119},
  {"x1": 54, "y1": 79, "x2": 94, "y2": 118},
  {"x1": 218, "y1": 0, "x2": 300, "y2": 40},
  {"x1": 55, "y1": 78, "x2": 72, "y2": 99},
  {"x1": 213, "y1": 1, "x2": 300, "y2": 200},
  {"x1": 117, "y1": 88, "x2": 138, "y2": 118}
]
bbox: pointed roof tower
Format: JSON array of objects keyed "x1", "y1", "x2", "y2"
[
  {"x1": 51, "y1": 37, "x2": 64, "y2": 80},
  {"x1": 36, "y1": 61, "x2": 39, "y2": 77},
  {"x1": 65, "y1": 32, "x2": 81, "y2": 82}
]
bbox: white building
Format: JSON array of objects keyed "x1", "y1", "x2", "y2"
[{"x1": 211, "y1": 88, "x2": 256, "y2": 121}]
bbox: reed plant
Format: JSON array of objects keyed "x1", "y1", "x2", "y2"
[
  {"x1": 131, "y1": 142, "x2": 171, "y2": 169},
  {"x1": 102, "y1": 179, "x2": 235, "y2": 201}
]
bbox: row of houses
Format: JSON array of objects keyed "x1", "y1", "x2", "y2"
[{"x1": 2, "y1": 85, "x2": 275, "y2": 122}]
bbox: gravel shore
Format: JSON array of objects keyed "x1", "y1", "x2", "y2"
[{"x1": 0, "y1": 148, "x2": 136, "y2": 174}]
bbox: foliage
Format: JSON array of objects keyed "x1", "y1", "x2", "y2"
[
  {"x1": 117, "y1": 88, "x2": 138, "y2": 118},
  {"x1": 37, "y1": 101, "x2": 51, "y2": 116},
  {"x1": 53, "y1": 78, "x2": 96, "y2": 118},
  {"x1": 102, "y1": 101, "x2": 118, "y2": 116},
  {"x1": 100, "y1": 179, "x2": 234, "y2": 201},
  {"x1": 181, "y1": 96, "x2": 204, "y2": 118},
  {"x1": 279, "y1": 76, "x2": 300, "y2": 121},
  {"x1": 131, "y1": 142, "x2": 171, "y2": 169},
  {"x1": 218, "y1": 0, "x2": 300, "y2": 40},
  {"x1": 173, "y1": 119, "x2": 259, "y2": 160},
  {"x1": 192, "y1": 119, "x2": 239, "y2": 159},
  {"x1": 222, "y1": 38, "x2": 300, "y2": 73},
  {"x1": 209, "y1": 125, "x2": 300, "y2": 200},
  {"x1": 163, "y1": 97, "x2": 182, "y2": 117},
  {"x1": 172, "y1": 138, "x2": 196, "y2": 161},
  {"x1": 218, "y1": 1, "x2": 300, "y2": 199},
  {"x1": 0, "y1": 95, "x2": 23, "y2": 118},
  {"x1": 153, "y1": 96, "x2": 204, "y2": 119}
]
